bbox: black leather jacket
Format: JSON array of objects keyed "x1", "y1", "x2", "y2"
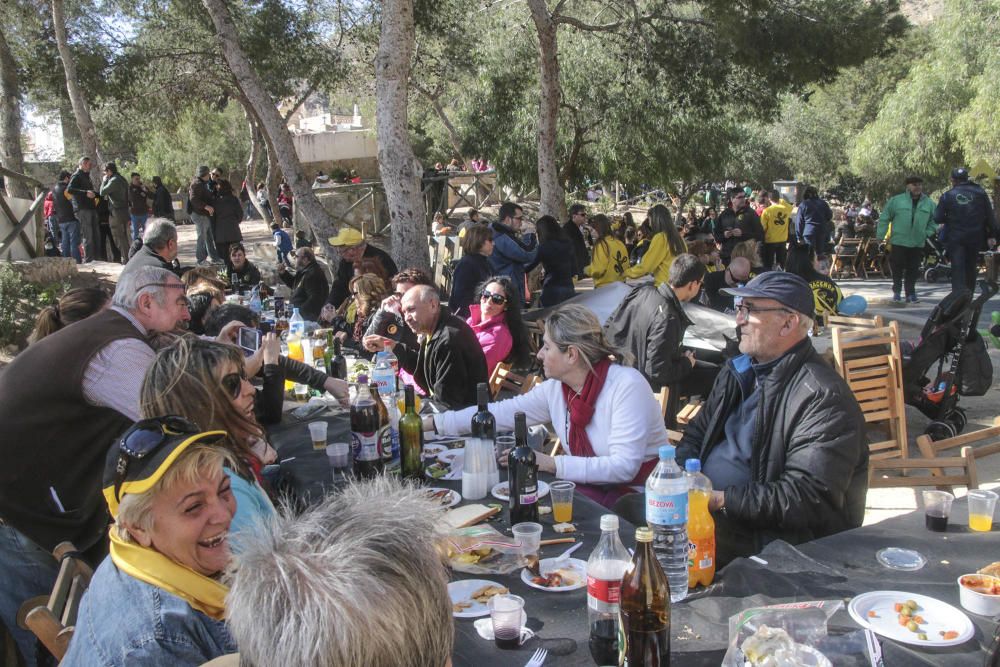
[{"x1": 676, "y1": 338, "x2": 868, "y2": 564}]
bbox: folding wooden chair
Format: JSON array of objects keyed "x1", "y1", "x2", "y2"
[
  {"x1": 832, "y1": 322, "x2": 908, "y2": 460},
  {"x1": 826, "y1": 313, "x2": 885, "y2": 330},
  {"x1": 488, "y1": 363, "x2": 540, "y2": 399},
  {"x1": 917, "y1": 416, "x2": 1000, "y2": 464},
  {"x1": 523, "y1": 319, "x2": 545, "y2": 352},
  {"x1": 868, "y1": 446, "x2": 979, "y2": 493},
  {"x1": 18, "y1": 542, "x2": 93, "y2": 661},
  {"x1": 829, "y1": 237, "x2": 864, "y2": 279}
]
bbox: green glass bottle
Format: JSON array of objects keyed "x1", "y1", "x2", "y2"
[
  {"x1": 323, "y1": 331, "x2": 335, "y2": 377},
  {"x1": 399, "y1": 385, "x2": 424, "y2": 479}
]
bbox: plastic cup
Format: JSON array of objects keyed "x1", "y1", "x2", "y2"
[
  {"x1": 487, "y1": 594, "x2": 526, "y2": 649},
  {"x1": 550, "y1": 481, "x2": 575, "y2": 523},
  {"x1": 511, "y1": 521, "x2": 542, "y2": 568},
  {"x1": 326, "y1": 442, "x2": 351, "y2": 480},
  {"x1": 922, "y1": 489, "x2": 954, "y2": 532},
  {"x1": 967, "y1": 489, "x2": 998, "y2": 532},
  {"x1": 294, "y1": 383, "x2": 310, "y2": 402},
  {"x1": 308, "y1": 421, "x2": 328, "y2": 451}
]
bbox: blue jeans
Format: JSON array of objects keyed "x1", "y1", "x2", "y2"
[
  {"x1": 0, "y1": 523, "x2": 60, "y2": 667},
  {"x1": 129, "y1": 213, "x2": 147, "y2": 241},
  {"x1": 59, "y1": 220, "x2": 82, "y2": 263}
]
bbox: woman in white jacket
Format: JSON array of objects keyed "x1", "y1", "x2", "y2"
[{"x1": 430, "y1": 304, "x2": 668, "y2": 508}]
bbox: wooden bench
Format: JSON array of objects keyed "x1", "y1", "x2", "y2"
[{"x1": 18, "y1": 542, "x2": 93, "y2": 661}]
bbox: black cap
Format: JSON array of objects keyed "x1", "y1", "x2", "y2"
[
  {"x1": 904, "y1": 175, "x2": 923, "y2": 185},
  {"x1": 104, "y1": 162, "x2": 117, "y2": 172},
  {"x1": 951, "y1": 167, "x2": 969, "y2": 181},
  {"x1": 721, "y1": 271, "x2": 815, "y2": 318},
  {"x1": 102, "y1": 416, "x2": 227, "y2": 518}
]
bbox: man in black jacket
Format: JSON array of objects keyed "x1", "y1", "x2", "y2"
[
  {"x1": 67, "y1": 156, "x2": 100, "y2": 262},
  {"x1": 563, "y1": 203, "x2": 590, "y2": 279},
  {"x1": 278, "y1": 247, "x2": 330, "y2": 321},
  {"x1": 120, "y1": 218, "x2": 182, "y2": 279},
  {"x1": 934, "y1": 167, "x2": 1000, "y2": 292},
  {"x1": 52, "y1": 171, "x2": 81, "y2": 263},
  {"x1": 714, "y1": 188, "x2": 764, "y2": 264},
  {"x1": 393, "y1": 284, "x2": 487, "y2": 409},
  {"x1": 604, "y1": 254, "x2": 718, "y2": 426},
  {"x1": 326, "y1": 227, "x2": 399, "y2": 308},
  {"x1": 676, "y1": 271, "x2": 867, "y2": 566}
]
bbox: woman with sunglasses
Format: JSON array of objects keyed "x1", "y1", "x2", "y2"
[
  {"x1": 625, "y1": 204, "x2": 687, "y2": 286},
  {"x1": 63, "y1": 422, "x2": 238, "y2": 664},
  {"x1": 429, "y1": 304, "x2": 667, "y2": 509},
  {"x1": 466, "y1": 275, "x2": 531, "y2": 375},
  {"x1": 449, "y1": 224, "x2": 494, "y2": 318},
  {"x1": 141, "y1": 336, "x2": 276, "y2": 542}
]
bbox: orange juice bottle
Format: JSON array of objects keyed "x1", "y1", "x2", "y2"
[
  {"x1": 685, "y1": 459, "x2": 715, "y2": 588},
  {"x1": 285, "y1": 334, "x2": 304, "y2": 391}
]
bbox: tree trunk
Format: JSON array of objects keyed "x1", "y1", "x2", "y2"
[
  {"x1": 527, "y1": 0, "x2": 565, "y2": 220},
  {"x1": 201, "y1": 0, "x2": 337, "y2": 261},
  {"x1": 240, "y1": 99, "x2": 271, "y2": 223},
  {"x1": 0, "y1": 26, "x2": 30, "y2": 200},
  {"x1": 376, "y1": 0, "x2": 428, "y2": 272},
  {"x1": 416, "y1": 86, "x2": 467, "y2": 169},
  {"x1": 58, "y1": 97, "x2": 81, "y2": 160},
  {"x1": 51, "y1": 0, "x2": 103, "y2": 183}
]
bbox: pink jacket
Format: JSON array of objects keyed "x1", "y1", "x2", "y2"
[{"x1": 467, "y1": 304, "x2": 513, "y2": 375}]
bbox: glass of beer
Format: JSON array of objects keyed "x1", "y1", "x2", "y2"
[
  {"x1": 308, "y1": 421, "x2": 328, "y2": 451},
  {"x1": 550, "y1": 481, "x2": 575, "y2": 523}
]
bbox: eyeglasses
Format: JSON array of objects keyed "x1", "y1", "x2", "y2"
[
  {"x1": 221, "y1": 368, "x2": 249, "y2": 399},
  {"x1": 734, "y1": 301, "x2": 793, "y2": 318},
  {"x1": 481, "y1": 290, "x2": 508, "y2": 305},
  {"x1": 113, "y1": 416, "x2": 201, "y2": 502}
]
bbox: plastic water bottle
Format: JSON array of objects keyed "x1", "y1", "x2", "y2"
[
  {"x1": 645, "y1": 444, "x2": 688, "y2": 602},
  {"x1": 288, "y1": 307, "x2": 305, "y2": 336},
  {"x1": 372, "y1": 344, "x2": 397, "y2": 397},
  {"x1": 248, "y1": 286, "x2": 262, "y2": 314},
  {"x1": 587, "y1": 514, "x2": 631, "y2": 666}
]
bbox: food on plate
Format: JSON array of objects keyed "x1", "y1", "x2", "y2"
[
  {"x1": 553, "y1": 522, "x2": 576, "y2": 534},
  {"x1": 470, "y1": 585, "x2": 508, "y2": 603},
  {"x1": 894, "y1": 598, "x2": 925, "y2": 632},
  {"x1": 530, "y1": 568, "x2": 578, "y2": 588},
  {"x1": 494, "y1": 485, "x2": 510, "y2": 499},
  {"x1": 426, "y1": 462, "x2": 450, "y2": 479},
  {"x1": 939, "y1": 630, "x2": 959, "y2": 640},
  {"x1": 452, "y1": 601, "x2": 472, "y2": 612},
  {"x1": 978, "y1": 562, "x2": 1000, "y2": 577},
  {"x1": 960, "y1": 574, "x2": 1000, "y2": 595},
  {"x1": 425, "y1": 489, "x2": 455, "y2": 506},
  {"x1": 867, "y1": 611, "x2": 879, "y2": 618}
]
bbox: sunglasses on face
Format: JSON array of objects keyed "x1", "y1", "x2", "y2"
[
  {"x1": 113, "y1": 415, "x2": 202, "y2": 502},
  {"x1": 221, "y1": 367, "x2": 249, "y2": 399},
  {"x1": 481, "y1": 290, "x2": 507, "y2": 305}
]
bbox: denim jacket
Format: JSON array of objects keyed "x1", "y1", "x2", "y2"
[{"x1": 62, "y1": 557, "x2": 237, "y2": 666}]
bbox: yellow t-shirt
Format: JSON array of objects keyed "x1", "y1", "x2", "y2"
[
  {"x1": 761, "y1": 200, "x2": 793, "y2": 244},
  {"x1": 624, "y1": 232, "x2": 686, "y2": 286},
  {"x1": 585, "y1": 237, "x2": 629, "y2": 287}
]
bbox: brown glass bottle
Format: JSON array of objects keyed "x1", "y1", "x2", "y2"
[
  {"x1": 369, "y1": 382, "x2": 392, "y2": 463},
  {"x1": 619, "y1": 526, "x2": 670, "y2": 666}
]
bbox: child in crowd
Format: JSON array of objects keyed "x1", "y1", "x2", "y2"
[{"x1": 272, "y1": 223, "x2": 293, "y2": 266}]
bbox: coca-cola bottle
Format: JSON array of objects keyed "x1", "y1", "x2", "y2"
[
  {"x1": 351, "y1": 375, "x2": 383, "y2": 479},
  {"x1": 588, "y1": 514, "x2": 631, "y2": 666}
]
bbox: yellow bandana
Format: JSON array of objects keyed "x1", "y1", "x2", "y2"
[{"x1": 109, "y1": 529, "x2": 228, "y2": 620}]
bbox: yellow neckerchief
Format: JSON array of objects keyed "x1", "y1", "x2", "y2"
[{"x1": 109, "y1": 529, "x2": 228, "y2": 620}]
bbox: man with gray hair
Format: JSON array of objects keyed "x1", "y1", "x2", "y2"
[
  {"x1": 226, "y1": 478, "x2": 454, "y2": 667},
  {"x1": 0, "y1": 265, "x2": 196, "y2": 666},
  {"x1": 120, "y1": 217, "x2": 182, "y2": 279},
  {"x1": 189, "y1": 165, "x2": 222, "y2": 265}
]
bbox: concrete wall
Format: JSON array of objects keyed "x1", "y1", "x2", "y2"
[{"x1": 294, "y1": 130, "x2": 379, "y2": 175}]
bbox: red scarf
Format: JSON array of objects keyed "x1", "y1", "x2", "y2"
[{"x1": 561, "y1": 359, "x2": 657, "y2": 508}]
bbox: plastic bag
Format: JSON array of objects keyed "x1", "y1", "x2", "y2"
[
  {"x1": 721, "y1": 600, "x2": 842, "y2": 667},
  {"x1": 443, "y1": 524, "x2": 526, "y2": 575}
]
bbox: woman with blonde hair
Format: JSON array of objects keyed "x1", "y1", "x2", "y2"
[
  {"x1": 140, "y1": 336, "x2": 275, "y2": 539},
  {"x1": 29, "y1": 286, "x2": 110, "y2": 344},
  {"x1": 429, "y1": 303, "x2": 667, "y2": 508},
  {"x1": 625, "y1": 204, "x2": 687, "y2": 285}
]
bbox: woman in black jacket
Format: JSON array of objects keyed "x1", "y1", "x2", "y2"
[
  {"x1": 151, "y1": 176, "x2": 174, "y2": 219},
  {"x1": 213, "y1": 179, "x2": 244, "y2": 268},
  {"x1": 449, "y1": 224, "x2": 494, "y2": 318},
  {"x1": 526, "y1": 216, "x2": 577, "y2": 307}
]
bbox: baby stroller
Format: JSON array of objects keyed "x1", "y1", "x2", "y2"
[
  {"x1": 922, "y1": 235, "x2": 951, "y2": 284},
  {"x1": 902, "y1": 253, "x2": 999, "y2": 439}
]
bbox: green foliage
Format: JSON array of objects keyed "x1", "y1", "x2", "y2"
[
  {"x1": 0, "y1": 263, "x2": 65, "y2": 349},
  {"x1": 133, "y1": 101, "x2": 250, "y2": 190}
]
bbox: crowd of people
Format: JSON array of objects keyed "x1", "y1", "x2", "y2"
[{"x1": 3, "y1": 164, "x2": 997, "y2": 665}]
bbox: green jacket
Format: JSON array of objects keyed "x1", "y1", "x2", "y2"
[
  {"x1": 99, "y1": 173, "x2": 129, "y2": 210},
  {"x1": 877, "y1": 192, "x2": 937, "y2": 248}
]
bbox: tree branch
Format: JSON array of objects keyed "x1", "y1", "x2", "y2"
[{"x1": 283, "y1": 82, "x2": 317, "y2": 123}]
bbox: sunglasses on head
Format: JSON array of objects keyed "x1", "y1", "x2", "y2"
[
  {"x1": 221, "y1": 368, "x2": 249, "y2": 399},
  {"x1": 113, "y1": 415, "x2": 201, "y2": 502},
  {"x1": 481, "y1": 290, "x2": 507, "y2": 305}
]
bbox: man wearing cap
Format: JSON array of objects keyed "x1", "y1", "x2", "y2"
[
  {"x1": 877, "y1": 176, "x2": 937, "y2": 303},
  {"x1": 0, "y1": 266, "x2": 195, "y2": 666},
  {"x1": 934, "y1": 167, "x2": 999, "y2": 293},
  {"x1": 676, "y1": 271, "x2": 868, "y2": 566},
  {"x1": 278, "y1": 246, "x2": 330, "y2": 321},
  {"x1": 326, "y1": 227, "x2": 398, "y2": 309},
  {"x1": 715, "y1": 187, "x2": 764, "y2": 265}
]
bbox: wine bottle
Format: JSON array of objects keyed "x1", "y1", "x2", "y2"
[
  {"x1": 331, "y1": 338, "x2": 347, "y2": 380},
  {"x1": 620, "y1": 526, "x2": 671, "y2": 666},
  {"x1": 508, "y1": 412, "x2": 538, "y2": 525},
  {"x1": 323, "y1": 331, "x2": 335, "y2": 377},
  {"x1": 399, "y1": 385, "x2": 423, "y2": 479},
  {"x1": 470, "y1": 382, "x2": 496, "y2": 441}
]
